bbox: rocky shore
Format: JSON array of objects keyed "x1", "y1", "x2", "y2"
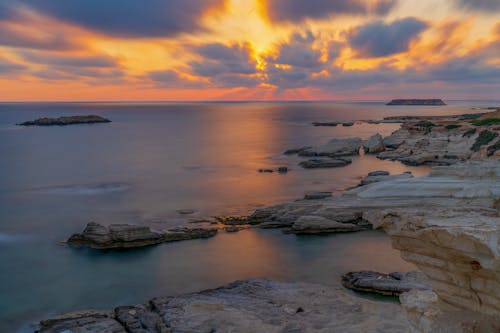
[
  {"x1": 44, "y1": 110, "x2": 500, "y2": 332},
  {"x1": 18, "y1": 115, "x2": 111, "y2": 126},
  {"x1": 36, "y1": 279, "x2": 410, "y2": 333}
]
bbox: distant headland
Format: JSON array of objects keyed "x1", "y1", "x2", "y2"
[
  {"x1": 386, "y1": 99, "x2": 446, "y2": 106},
  {"x1": 18, "y1": 115, "x2": 111, "y2": 126}
]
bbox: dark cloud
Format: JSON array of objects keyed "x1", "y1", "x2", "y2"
[
  {"x1": 148, "y1": 69, "x2": 206, "y2": 88},
  {"x1": 0, "y1": 0, "x2": 225, "y2": 38},
  {"x1": 19, "y1": 51, "x2": 124, "y2": 81},
  {"x1": 268, "y1": 31, "x2": 324, "y2": 69},
  {"x1": 22, "y1": 53, "x2": 119, "y2": 68},
  {"x1": 189, "y1": 43, "x2": 260, "y2": 88},
  {"x1": 347, "y1": 18, "x2": 428, "y2": 57},
  {"x1": 0, "y1": 28, "x2": 75, "y2": 50},
  {"x1": 263, "y1": 0, "x2": 397, "y2": 23},
  {"x1": 0, "y1": 57, "x2": 26, "y2": 75},
  {"x1": 454, "y1": 0, "x2": 500, "y2": 12}
]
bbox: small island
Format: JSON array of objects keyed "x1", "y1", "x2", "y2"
[
  {"x1": 386, "y1": 99, "x2": 446, "y2": 106},
  {"x1": 18, "y1": 115, "x2": 111, "y2": 126}
]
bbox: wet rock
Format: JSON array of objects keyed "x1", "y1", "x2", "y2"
[
  {"x1": 18, "y1": 115, "x2": 111, "y2": 126},
  {"x1": 342, "y1": 122, "x2": 354, "y2": 127},
  {"x1": 299, "y1": 157, "x2": 352, "y2": 169},
  {"x1": 312, "y1": 121, "x2": 338, "y2": 126},
  {"x1": 67, "y1": 222, "x2": 217, "y2": 250},
  {"x1": 258, "y1": 166, "x2": 289, "y2": 173},
  {"x1": 287, "y1": 215, "x2": 368, "y2": 234},
  {"x1": 277, "y1": 166, "x2": 289, "y2": 173},
  {"x1": 341, "y1": 271, "x2": 431, "y2": 296},
  {"x1": 368, "y1": 170, "x2": 390, "y2": 177},
  {"x1": 304, "y1": 191, "x2": 333, "y2": 200}
]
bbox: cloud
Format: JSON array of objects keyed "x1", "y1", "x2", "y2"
[
  {"x1": 19, "y1": 51, "x2": 124, "y2": 81},
  {"x1": 263, "y1": 0, "x2": 397, "y2": 23},
  {"x1": 454, "y1": 0, "x2": 500, "y2": 12},
  {"x1": 149, "y1": 69, "x2": 206, "y2": 88},
  {"x1": 0, "y1": 0, "x2": 226, "y2": 38},
  {"x1": 347, "y1": 18, "x2": 428, "y2": 57},
  {"x1": 0, "y1": 57, "x2": 26, "y2": 75},
  {"x1": 189, "y1": 43, "x2": 261, "y2": 87},
  {"x1": 267, "y1": 31, "x2": 324, "y2": 69}
]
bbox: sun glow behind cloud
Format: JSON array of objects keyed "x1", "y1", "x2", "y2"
[{"x1": 0, "y1": 0, "x2": 498, "y2": 101}]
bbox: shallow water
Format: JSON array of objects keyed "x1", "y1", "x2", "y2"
[{"x1": 0, "y1": 101, "x2": 497, "y2": 332}]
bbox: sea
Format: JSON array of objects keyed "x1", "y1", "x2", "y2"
[{"x1": 0, "y1": 100, "x2": 497, "y2": 332}]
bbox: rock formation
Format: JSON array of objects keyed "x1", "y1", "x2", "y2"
[
  {"x1": 37, "y1": 279, "x2": 410, "y2": 333},
  {"x1": 67, "y1": 222, "x2": 217, "y2": 250},
  {"x1": 18, "y1": 115, "x2": 111, "y2": 126},
  {"x1": 386, "y1": 99, "x2": 446, "y2": 106},
  {"x1": 377, "y1": 113, "x2": 500, "y2": 165}
]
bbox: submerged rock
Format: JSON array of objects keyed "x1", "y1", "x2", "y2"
[
  {"x1": 18, "y1": 115, "x2": 111, "y2": 126},
  {"x1": 312, "y1": 121, "x2": 338, "y2": 126},
  {"x1": 341, "y1": 271, "x2": 431, "y2": 296},
  {"x1": 67, "y1": 222, "x2": 217, "y2": 250},
  {"x1": 37, "y1": 279, "x2": 410, "y2": 333}
]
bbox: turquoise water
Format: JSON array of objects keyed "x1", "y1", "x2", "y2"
[{"x1": 0, "y1": 101, "x2": 497, "y2": 332}]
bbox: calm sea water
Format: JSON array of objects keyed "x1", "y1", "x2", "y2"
[{"x1": 0, "y1": 101, "x2": 497, "y2": 332}]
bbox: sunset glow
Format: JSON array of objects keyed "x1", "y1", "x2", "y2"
[{"x1": 0, "y1": 0, "x2": 498, "y2": 101}]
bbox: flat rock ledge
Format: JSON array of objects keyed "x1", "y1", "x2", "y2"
[
  {"x1": 341, "y1": 271, "x2": 431, "y2": 296},
  {"x1": 18, "y1": 115, "x2": 111, "y2": 126},
  {"x1": 36, "y1": 279, "x2": 410, "y2": 333},
  {"x1": 67, "y1": 222, "x2": 217, "y2": 250}
]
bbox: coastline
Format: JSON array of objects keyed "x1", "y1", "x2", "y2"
[{"x1": 33, "y1": 109, "x2": 500, "y2": 332}]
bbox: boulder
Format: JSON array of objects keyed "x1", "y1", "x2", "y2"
[{"x1": 362, "y1": 133, "x2": 385, "y2": 153}]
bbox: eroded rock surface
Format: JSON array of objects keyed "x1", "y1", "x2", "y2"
[
  {"x1": 377, "y1": 113, "x2": 500, "y2": 165},
  {"x1": 37, "y1": 279, "x2": 410, "y2": 333}
]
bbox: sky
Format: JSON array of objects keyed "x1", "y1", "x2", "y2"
[{"x1": 0, "y1": 0, "x2": 498, "y2": 101}]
